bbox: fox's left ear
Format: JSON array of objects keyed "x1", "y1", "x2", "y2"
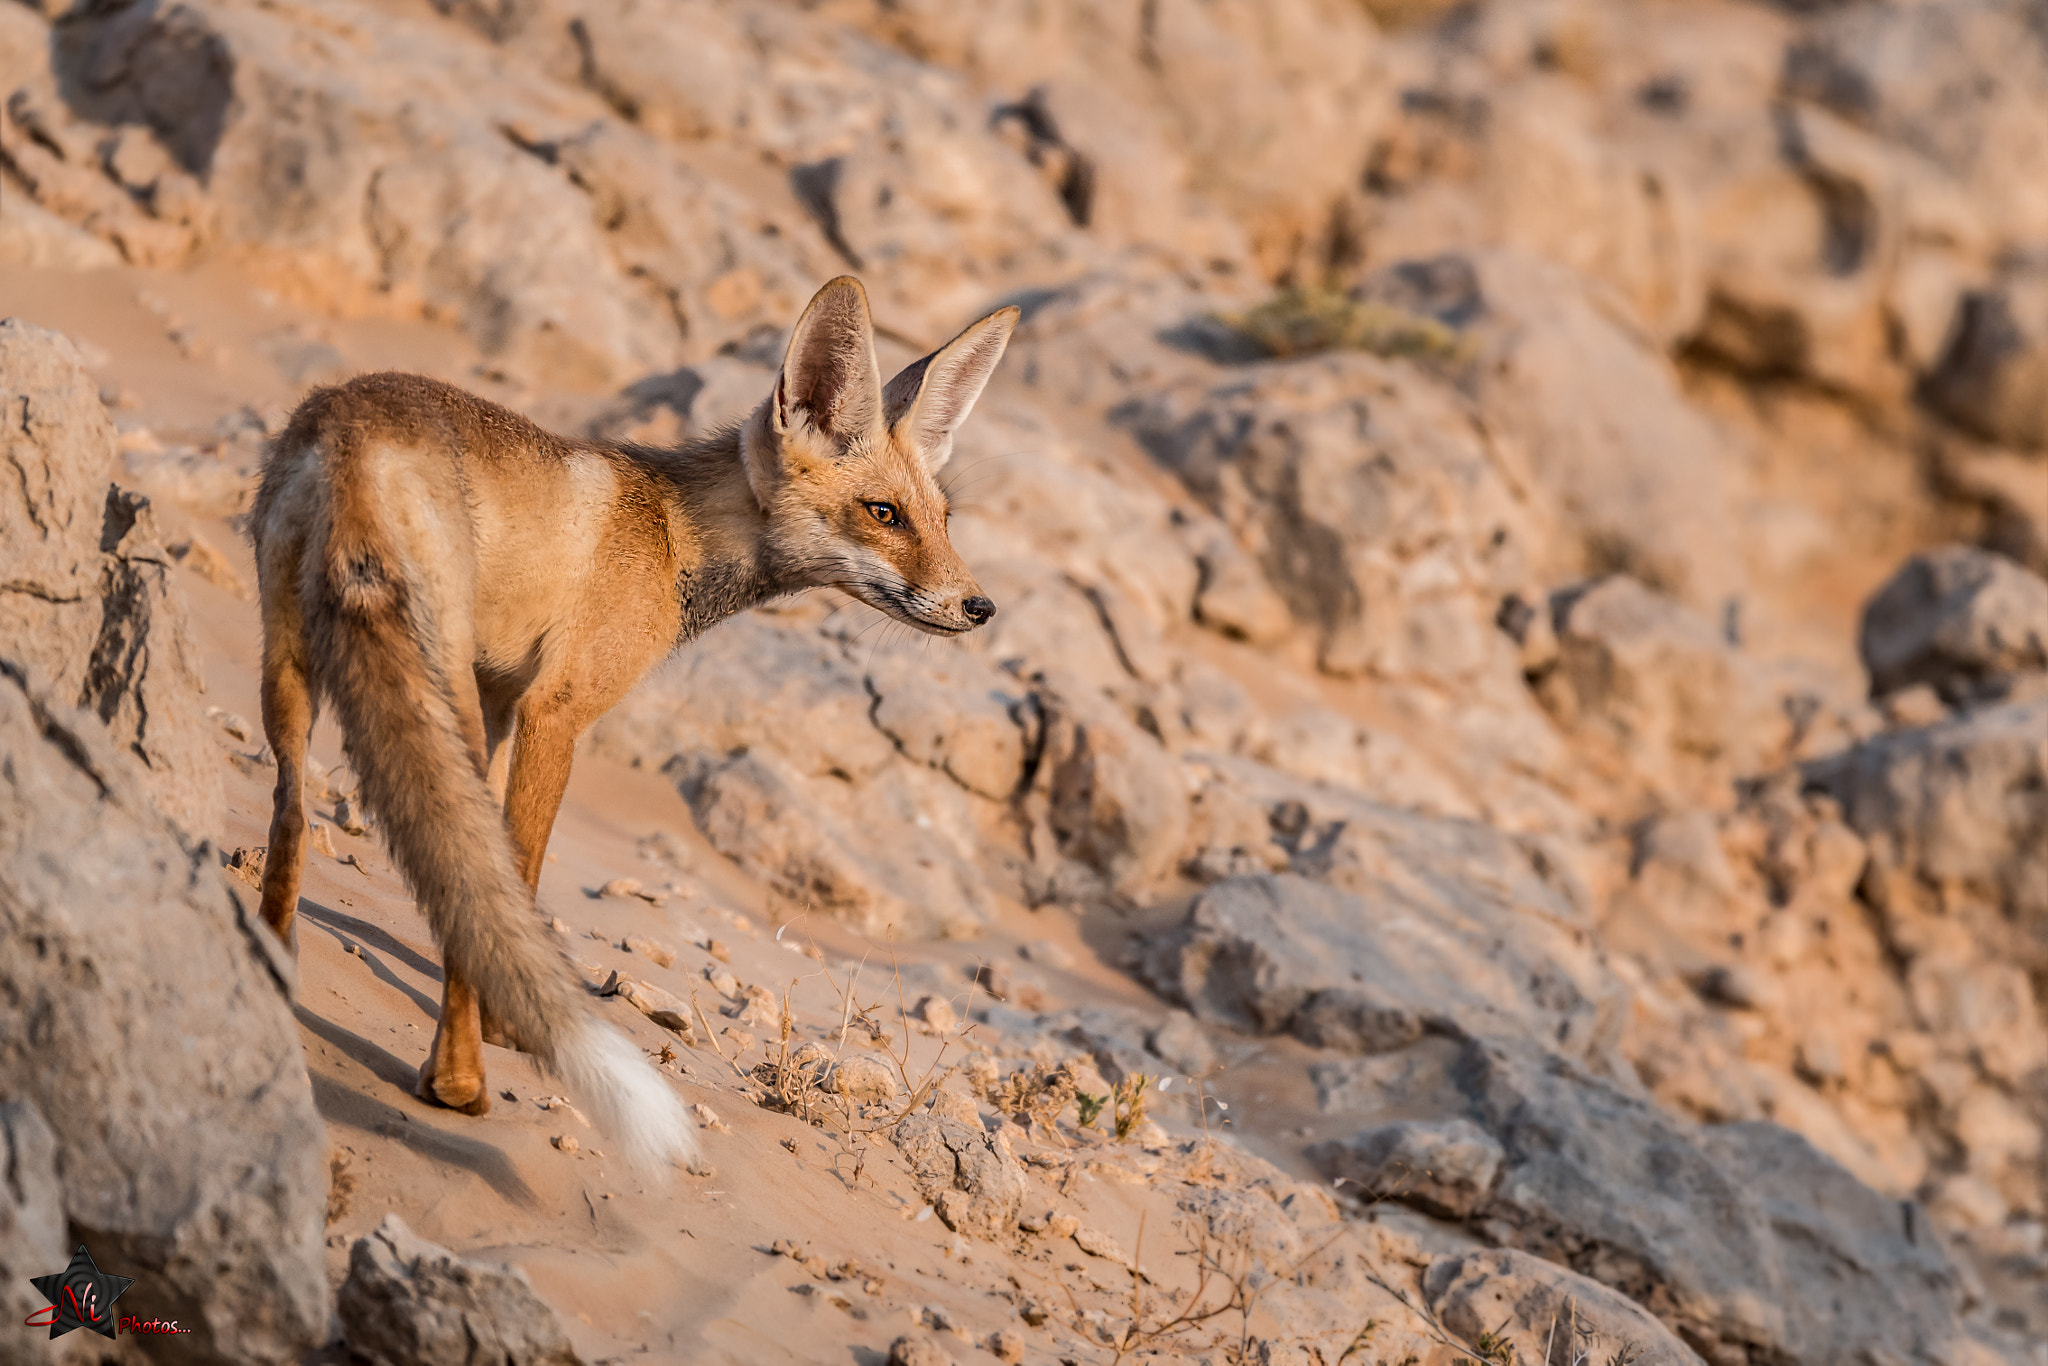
[{"x1": 882, "y1": 305, "x2": 1020, "y2": 473}]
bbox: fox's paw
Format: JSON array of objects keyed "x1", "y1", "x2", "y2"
[{"x1": 415, "y1": 1059, "x2": 491, "y2": 1116}]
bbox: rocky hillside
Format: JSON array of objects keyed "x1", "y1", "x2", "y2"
[{"x1": 2, "y1": 1, "x2": 2045, "y2": 1363}]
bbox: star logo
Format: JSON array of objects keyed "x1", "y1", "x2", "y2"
[{"x1": 27, "y1": 1245, "x2": 133, "y2": 1340}]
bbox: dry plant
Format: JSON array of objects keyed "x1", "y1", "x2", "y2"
[
  {"x1": 715, "y1": 935, "x2": 983, "y2": 1192},
  {"x1": 1110, "y1": 1072, "x2": 1150, "y2": 1141},
  {"x1": 1046, "y1": 1210, "x2": 1358, "y2": 1365},
  {"x1": 991, "y1": 1060, "x2": 1079, "y2": 1139},
  {"x1": 1224, "y1": 288, "x2": 1468, "y2": 362}
]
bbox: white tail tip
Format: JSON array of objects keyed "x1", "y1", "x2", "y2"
[{"x1": 555, "y1": 1020, "x2": 699, "y2": 1175}]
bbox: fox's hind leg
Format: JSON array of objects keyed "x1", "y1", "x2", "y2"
[
  {"x1": 257, "y1": 569, "x2": 315, "y2": 944},
  {"x1": 415, "y1": 662, "x2": 496, "y2": 1116}
]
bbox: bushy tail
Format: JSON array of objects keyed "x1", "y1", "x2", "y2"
[{"x1": 303, "y1": 446, "x2": 695, "y2": 1172}]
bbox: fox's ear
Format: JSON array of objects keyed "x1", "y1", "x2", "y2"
[
  {"x1": 773, "y1": 276, "x2": 883, "y2": 447},
  {"x1": 882, "y1": 304, "x2": 1019, "y2": 473}
]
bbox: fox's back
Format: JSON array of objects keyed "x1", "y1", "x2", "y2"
[{"x1": 256, "y1": 373, "x2": 684, "y2": 678}]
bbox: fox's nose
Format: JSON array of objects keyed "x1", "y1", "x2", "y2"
[{"x1": 962, "y1": 595, "x2": 996, "y2": 626}]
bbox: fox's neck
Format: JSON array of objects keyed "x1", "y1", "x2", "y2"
[{"x1": 649, "y1": 423, "x2": 799, "y2": 644}]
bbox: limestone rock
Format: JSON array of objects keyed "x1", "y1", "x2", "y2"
[
  {"x1": 891, "y1": 1112, "x2": 1026, "y2": 1243},
  {"x1": 1454, "y1": 1039, "x2": 1970, "y2": 1366},
  {"x1": 1924, "y1": 273, "x2": 2048, "y2": 451},
  {"x1": 1425, "y1": 1248, "x2": 1705, "y2": 1366},
  {"x1": 338, "y1": 1214, "x2": 581, "y2": 1366},
  {"x1": 0, "y1": 319, "x2": 220, "y2": 845},
  {"x1": 1309, "y1": 1118, "x2": 1503, "y2": 1219},
  {"x1": 1540, "y1": 575, "x2": 1784, "y2": 798},
  {"x1": 0, "y1": 663, "x2": 327, "y2": 1364},
  {"x1": 1859, "y1": 546, "x2": 2048, "y2": 703},
  {"x1": 1140, "y1": 799, "x2": 1620, "y2": 1059}
]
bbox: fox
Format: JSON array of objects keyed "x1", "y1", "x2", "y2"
[{"x1": 250, "y1": 277, "x2": 1016, "y2": 1169}]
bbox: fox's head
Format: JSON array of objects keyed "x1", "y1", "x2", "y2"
[{"x1": 741, "y1": 276, "x2": 1015, "y2": 635}]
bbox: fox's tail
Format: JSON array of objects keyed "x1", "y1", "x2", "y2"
[{"x1": 301, "y1": 438, "x2": 695, "y2": 1172}]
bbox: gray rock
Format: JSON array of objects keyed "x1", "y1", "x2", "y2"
[
  {"x1": 1542, "y1": 575, "x2": 1784, "y2": 795},
  {"x1": 0, "y1": 319, "x2": 220, "y2": 845},
  {"x1": 886, "y1": 1334, "x2": 956, "y2": 1366},
  {"x1": 338, "y1": 1214, "x2": 581, "y2": 1366},
  {"x1": 891, "y1": 1112, "x2": 1026, "y2": 1243},
  {"x1": 1425, "y1": 1248, "x2": 1705, "y2": 1366},
  {"x1": 1924, "y1": 275, "x2": 2048, "y2": 451},
  {"x1": 1139, "y1": 801, "x2": 1621, "y2": 1058},
  {"x1": 1804, "y1": 697, "x2": 2048, "y2": 1082},
  {"x1": 1123, "y1": 350, "x2": 1540, "y2": 683},
  {"x1": 1859, "y1": 546, "x2": 2048, "y2": 703},
  {"x1": 1454, "y1": 1039, "x2": 1970, "y2": 1366},
  {"x1": 0, "y1": 662, "x2": 327, "y2": 1364},
  {"x1": 0, "y1": 1100, "x2": 74, "y2": 1363},
  {"x1": 1031, "y1": 674, "x2": 1189, "y2": 900},
  {"x1": 1309, "y1": 1118, "x2": 1503, "y2": 1219}
]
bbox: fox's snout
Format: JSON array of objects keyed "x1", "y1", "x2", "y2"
[{"x1": 963, "y1": 594, "x2": 995, "y2": 626}]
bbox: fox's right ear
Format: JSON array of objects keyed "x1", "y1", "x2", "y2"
[{"x1": 882, "y1": 304, "x2": 1019, "y2": 473}]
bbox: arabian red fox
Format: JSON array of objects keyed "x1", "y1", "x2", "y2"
[{"x1": 251, "y1": 278, "x2": 1015, "y2": 1169}]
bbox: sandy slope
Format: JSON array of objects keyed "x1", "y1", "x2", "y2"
[{"x1": 3, "y1": 256, "x2": 1371, "y2": 1365}]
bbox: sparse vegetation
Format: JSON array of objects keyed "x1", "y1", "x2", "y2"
[{"x1": 1223, "y1": 288, "x2": 1468, "y2": 362}]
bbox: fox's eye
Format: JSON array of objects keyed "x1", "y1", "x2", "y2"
[{"x1": 864, "y1": 502, "x2": 898, "y2": 526}]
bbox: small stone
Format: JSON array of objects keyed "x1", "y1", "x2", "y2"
[
  {"x1": 1880, "y1": 683, "x2": 1947, "y2": 729},
  {"x1": 1018, "y1": 939, "x2": 1073, "y2": 970},
  {"x1": 721, "y1": 1028, "x2": 756, "y2": 1056},
  {"x1": 974, "y1": 961, "x2": 1048, "y2": 1011},
  {"x1": 211, "y1": 709, "x2": 252, "y2": 742},
  {"x1": 887, "y1": 1334, "x2": 954, "y2": 1366},
  {"x1": 1686, "y1": 962, "x2": 1777, "y2": 1012},
  {"x1": 987, "y1": 1328, "x2": 1025, "y2": 1363},
  {"x1": 705, "y1": 965, "x2": 741, "y2": 998},
  {"x1": 1047, "y1": 1214, "x2": 1080, "y2": 1240},
  {"x1": 308, "y1": 822, "x2": 338, "y2": 859},
  {"x1": 609, "y1": 975, "x2": 696, "y2": 1036},
  {"x1": 1018, "y1": 1296, "x2": 1051, "y2": 1327},
  {"x1": 728, "y1": 984, "x2": 779, "y2": 1026},
  {"x1": 551, "y1": 1134, "x2": 579, "y2": 1154},
  {"x1": 624, "y1": 934, "x2": 677, "y2": 968},
  {"x1": 550, "y1": 917, "x2": 569, "y2": 935},
  {"x1": 830, "y1": 1054, "x2": 897, "y2": 1103},
  {"x1": 226, "y1": 845, "x2": 266, "y2": 889},
  {"x1": 705, "y1": 938, "x2": 732, "y2": 963},
  {"x1": 333, "y1": 795, "x2": 371, "y2": 836},
  {"x1": 919, "y1": 1304, "x2": 955, "y2": 1333},
  {"x1": 912, "y1": 994, "x2": 958, "y2": 1034},
  {"x1": 598, "y1": 877, "x2": 643, "y2": 898},
  {"x1": 690, "y1": 1102, "x2": 730, "y2": 1133}
]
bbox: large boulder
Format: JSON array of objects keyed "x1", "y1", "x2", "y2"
[
  {"x1": 1858, "y1": 546, "x2": 2048, "y2": 704},
  {"x1": 0, "y1": 319, "x2": 219, "y2": 845},
  {"x1": 1138, "y1": 791, "x2": 1623, "y2": 1061},
  {"x1": 597, "y1": 611, "x2": 1006, "y2": 938},
  {"x1": 1122, "y1": 348, "x2": 1544, "y2": 682},
  {"x1": 1451, "y1": 1040, "x2": 1974, "y2": 1366},
  {"x1": 0, "y1": 663, "x2": 328, "y2": 1364}
]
